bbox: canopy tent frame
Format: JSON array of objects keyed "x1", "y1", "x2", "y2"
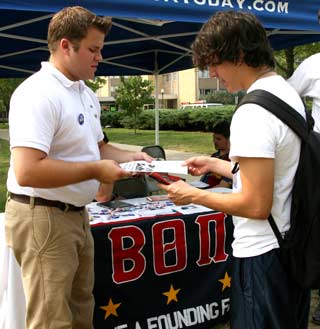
[{"x1": 0, "y1": 1, "x2": 319, "y2": 144}]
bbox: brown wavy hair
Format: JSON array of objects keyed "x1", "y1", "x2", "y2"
[{"x1": 192, "y1": 11, "x2": 275, "y2": 70}]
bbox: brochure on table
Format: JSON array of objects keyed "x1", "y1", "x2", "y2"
[{"x1": 87, "y1": 187, "x2": 232, "y2": 225}]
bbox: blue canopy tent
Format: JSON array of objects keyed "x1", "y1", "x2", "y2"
[{"x1": 0, "y1": 0, "x2": 319, "y2": 143}]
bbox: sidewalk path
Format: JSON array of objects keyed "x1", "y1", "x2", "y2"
[{"x1": 0, "y1": 129, "x2": 9, "y2": 141}]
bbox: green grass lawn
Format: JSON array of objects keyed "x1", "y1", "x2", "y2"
[
  {"x1": 0, "y1": 139, "x2": 9, "y2": 212},
  {"x1": 106, "y1": 128, "x2": 213, "y2": 154}
]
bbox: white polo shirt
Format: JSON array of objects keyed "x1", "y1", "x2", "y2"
[{"x1": 7, "y1": 62, "x2": 104, "y2": 206}]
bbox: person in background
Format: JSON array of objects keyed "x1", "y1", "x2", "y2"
[
  {"x1": 200, "y1": 120, "x2": 232, "y2": 188},
  {"x1": 5, "y1": 6, "x2": 151, "y2": 329},
  {"x1": 288, "y1": 53, "x2": 320, "y2": 133},
  {"x1": 160, "y1": 10, "x2": 310, "y2": 329},
  {"x1": 288, "y1": 52, "x2": 320, "y2": 325}
]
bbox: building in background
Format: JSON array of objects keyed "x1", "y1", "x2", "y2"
[
  {"x1": 95, "y1": 76, "x2": 121, "y2": 111},
  {"x1": 95, "y1": 68, "x2": 225, "y2": 110}
]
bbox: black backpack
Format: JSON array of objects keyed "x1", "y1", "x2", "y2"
[{"x1": 237, "y1": 89, "x2": 320, "y2": 289}]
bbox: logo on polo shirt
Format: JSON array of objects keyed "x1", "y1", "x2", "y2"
[{"x1": 78, "y1": 113, "x2": 84, "y2": 125}]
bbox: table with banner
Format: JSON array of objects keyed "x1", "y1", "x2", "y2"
[
  {"x1": 88, "y1": 194, "x2": 234, "y2": 329},
  {"x1": 0, "y1": 192, "x2": 234, "y2": 329}
]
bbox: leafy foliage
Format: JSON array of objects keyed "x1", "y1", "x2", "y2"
[
  {"x1": 100, "y1": 106, "x2": 235, "y2": 132},
  {"x1": 203, "y1": 91, "x2": 245, "y2": 105},
  {"x1": 115, "y1": 76, "x2": 153, "y2": 133},
  {"x1": 0, "y1": 78, "x2": 24, "y2": 114},
  {"x1": 85, "y1": 77, "x2": 107, "y2": 92},
  {"x1": 274, "y1": 42, "x2": 320, "y2": 78}
]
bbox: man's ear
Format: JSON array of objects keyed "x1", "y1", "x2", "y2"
[{"x1": 60, "y1": 38, "x2": 71, "y2": 54}]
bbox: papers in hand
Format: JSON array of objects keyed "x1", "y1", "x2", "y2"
[{"x1": 120, "y1": 160, "x2": 188, "y2": 175}]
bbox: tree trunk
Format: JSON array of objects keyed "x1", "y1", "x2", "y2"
[{"x1": 285, "y1": 47, "x2": 295, "y2": 78}]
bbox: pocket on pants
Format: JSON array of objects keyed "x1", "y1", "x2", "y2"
[
  {"x1": 4, "y1": 201, "x2": 18, "y2": 248},
  {"x1": 32, "y1": 207, "x2": 54, "y2": 253}
]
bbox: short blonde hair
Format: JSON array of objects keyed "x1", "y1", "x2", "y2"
[{"x1": 47, "y1": 6, "x2": 112, "y2": 53}]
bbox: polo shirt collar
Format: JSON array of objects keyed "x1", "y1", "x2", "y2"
[{"x1": 41, "y1": 62, "x2": 86, "y2": 92}]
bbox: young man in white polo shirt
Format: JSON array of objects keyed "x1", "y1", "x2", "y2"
[
  {"x1": 160, "y1": 11, "x2": 310, "y2": 329},
  {"x1": 5, "y1": 6, "x2": 151, "y2": 329}
]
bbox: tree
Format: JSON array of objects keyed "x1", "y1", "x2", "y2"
[
  {"x1": 0, "y1": 78, "x2": 24, "y2": 119},
  {"x1": 115, "y1": 76, "x2": 153, "y2": 133},
  {"x1": 85, "y1": 76, "x2": 107, "y2": 92},
  {"x1": 274, "y1": 42, "x2": 320, "y2": 78}
]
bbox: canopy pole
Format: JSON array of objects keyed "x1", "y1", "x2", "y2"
[
  {"x1": 155, "y1": 73, "x2": 160, "y2": 145},
  {"x1": 154, "y1": 52, "x2": 160, "y2": 145}
]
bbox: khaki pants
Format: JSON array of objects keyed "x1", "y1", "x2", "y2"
[{"x1": 5, "y1": 198, "x2": 94, "y2": 329}]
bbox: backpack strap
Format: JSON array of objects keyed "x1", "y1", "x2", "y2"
[
  {"x1": 237, "y1": 89, "x2": 310, "y2": 247},
  {"x1": 268, "y1": 214, "x2": 284, "y2": 246},
  {"x1": 237, "y1": 89, "x2": 309, "y2": 141}
]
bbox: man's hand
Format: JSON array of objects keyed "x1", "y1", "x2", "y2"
[
  {"x1": 159, "y1": 180, "x2": 199, "y2": 205},
  {"x1": 184, "y1": 156, "x2": 233, "y2": 180},
  {"x1": 99, "y1": 143, "x2": 153, "y2": 163},
  {"x1": 95, "y1": 159, "x2": 132, "y2": 184},
  {"x1": 183, "y1": 156, "x2": 213, "y2": 176},
  {"x1": 95, "y1": 183, "x2": 114, "y2": 202},
  {"x1": 131, "y1": 151, "x2": 153, "y2": 162}
]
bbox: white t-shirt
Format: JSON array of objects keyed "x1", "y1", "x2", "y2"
[
  {"x1": 288, "y1": 53, "x2": 320, "y2": 133},
  {"x1": 7, "y1": 62, "x2": 104, "y2": 206},
  {"x1": 230, "y1": 75, "x2": 305, "y2": 257}
]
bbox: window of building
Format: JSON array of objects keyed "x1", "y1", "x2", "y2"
[
  {"x1": 198, "y1": 69, "x2": 210, "y2": 78},
  {"x1": 199, "y1": 88, "x2": 214, "y2": 95},
  {"x1": 110, "y1": 86, "x2": 117, "y2": 97}
]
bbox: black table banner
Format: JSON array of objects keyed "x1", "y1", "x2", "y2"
[{"x1": 91, "y1": 211, "x2": 234, "y2": 329}]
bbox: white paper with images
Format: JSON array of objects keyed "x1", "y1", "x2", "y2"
[
  {"x1": 120, "y1": 160, "x2": 188, "y2": 175},
  {"x1": 86, "y1": 199, "x2": 214, "y2": 225}
]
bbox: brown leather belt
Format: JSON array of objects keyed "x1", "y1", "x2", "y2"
[{"x1": 9, "y1": 193, "x2": 85, "y2": 212}]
